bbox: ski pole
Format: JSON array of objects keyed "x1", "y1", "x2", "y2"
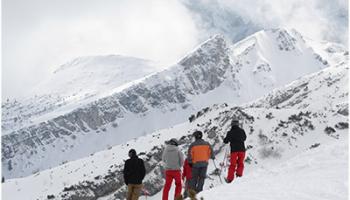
[
  {"x1": 142, "y1": 187, "x2": 149, "y2": 200},
  {"x1": 212, "y1": 159, "x2": 223, "y2": 184}
]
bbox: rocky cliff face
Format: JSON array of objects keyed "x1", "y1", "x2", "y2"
[{"x1": 2, "y1": 29, "x2": 345, "y2": 178}]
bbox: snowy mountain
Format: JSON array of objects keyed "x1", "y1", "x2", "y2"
[
  {"x1": 2, "y1": 55, "x2": 160, "y2": 134},
  {"x1": 2, "y1": 57, "x2": 348, "y2": 200},
  {"x1": 2, "y1": 28, "x2": 348, "y2": 179}
]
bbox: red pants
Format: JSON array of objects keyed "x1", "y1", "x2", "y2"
[
  {"x1": 162, "y1": 170, "x2": 182, "y2": 200},
  {"x1": 227, "y1": 152, "x2": 245, "y2": 182}
]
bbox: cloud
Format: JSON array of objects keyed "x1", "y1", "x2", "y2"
[
  {"x1": 183, "y1": 0, "x2": 348, "y2": 44},
  {"x1": 2, "y1": 0, "x2": 200, "y2": 99},
  {"x1": 2, "y1": 0, "x2": 348, "y2": 100}
]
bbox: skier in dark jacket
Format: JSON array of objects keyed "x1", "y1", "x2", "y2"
[
  {"x1": 123, "y1": 149, "x2": 146, "y2": 200},
  {"x1": 223, "y1": 118, "x2": 247, "y2": 183}
]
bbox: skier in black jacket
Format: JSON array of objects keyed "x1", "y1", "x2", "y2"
[
  {"x1": 223, "y1": 118, "x2": 247, "y2": 183},
  {"x1": 123, "y1": 149, "x2": 146, "y2": 200}
]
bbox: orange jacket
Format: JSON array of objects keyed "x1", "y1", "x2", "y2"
[{"x1": 188, "y1": 139, "x2": 214, "y2": 167}]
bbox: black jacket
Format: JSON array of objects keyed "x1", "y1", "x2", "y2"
[
  {"x1": 223, "y1": 125, "x2": 247, "y2": 152},
  {"x1": 123, "y1": 156, "x2": 146, "y2": 185}
]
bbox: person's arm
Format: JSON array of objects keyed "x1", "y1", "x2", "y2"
[
  {"x1": 242, "y1": 129, "x2": 247, "y2": 141},
  {"x1": 140, "y1": 159, "x2": 146, "y2": 181},
  {"x1": 123, "y1": 161, "x2": 129, "y2": 185},
  {"x1": 179, "y1": 150, "x2": 184, "y2": 167},
  {"x1": 162, "y1": 148, "x2": 167, "y2": 164},
  {"x1": 223, "y1": 131, "x2": 230, "y2": 144},
  {"x1": 187, "y1": 145, "x2": 193, "y2": 166}
]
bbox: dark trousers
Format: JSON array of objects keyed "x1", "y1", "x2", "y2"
[{"x1": 189, "y1": 166, "x2": 207, "y2": 193}]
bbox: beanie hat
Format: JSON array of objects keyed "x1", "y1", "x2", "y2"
[
  {"x1": 231, "y1": 118, "x2": 239, "y2": 126},
  {"x1": 193, "y1": 131, "x2": 203, "y2": 139},
  {"x1": 128, "y1": 149, "x2": 137, "y2": 157},
  {"x1": 169, "y1": 138, "x2": 179, "y2": 146}
]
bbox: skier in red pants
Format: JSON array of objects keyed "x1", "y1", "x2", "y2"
[
  {"x1": 223, "y1": 118, "x2": 247, "y2": 183},
  {"x1": 162, "y1": 138, "x2": 184, "y2": 200}
]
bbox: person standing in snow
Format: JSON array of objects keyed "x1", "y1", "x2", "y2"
[
  {"x1": 187, "y1": 131, "x2": 215, "y2": 194},
  {"x1": 123, "y1": 149, "x2": 146, "y2": 200},
  {"x1": 162, "y1": 138, "x2": 185, "y2": 200},
  {"x1": 223, "y1": 118, "x2": 247, "y2": 183},
  {"x1": 182, "y1": 158, "x2": 192, "y2": 198}
]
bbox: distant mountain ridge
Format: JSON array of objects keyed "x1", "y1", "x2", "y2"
[
  {"x1": 2, "y1": 28, "x2": 347, "y2": 178},
  {"x1": 2, "y1": 55, "x2": 160, "y2": 133}
]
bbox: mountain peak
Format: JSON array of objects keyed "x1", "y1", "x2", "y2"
[{"x1": 178, "y1": 34, "x2": 230, "y2": 68}]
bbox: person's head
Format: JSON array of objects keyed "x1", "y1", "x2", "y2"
[
  {"x1": 168, "y1": 138, "x2": 179, "y2": 146},
  {"x1": 128, "y1": 149, "x2": 137, "y2": 158},
  {"x1": 231, "y1": 118, "x2": 239, "y2": 127},
  {"x1": 193, "y1": 131, "x2": 203, "y2": 140}
]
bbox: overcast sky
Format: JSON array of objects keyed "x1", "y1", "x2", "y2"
[{"x1": 2, "y1": 0, "x2": 348, "y2": 100}]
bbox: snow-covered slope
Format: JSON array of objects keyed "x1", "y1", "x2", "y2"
[
  {"x1": 2, "y1": 28, "x2": 348, "y2": 179},
  {"x1": 198, "y1": 136, "x2": 348, "y2": 200},
  {"x1": 1, "y1": 55, "x2": 160, "y2": 134},
  {"x1": 2, "y1": 59, "x2": 348, "y2": 200}
]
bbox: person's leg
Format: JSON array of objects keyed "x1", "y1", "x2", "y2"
[
  {"x1": 189, "y1": 167, "x2": 200, "y2": 191},
  {"x1": 196, "y1": 167, "x2": 207, "y2": 192},
  {"x1": 183, "y1": 180, "x2": 189, "y2": 198},
  {"x1": 131, "y1": 184, "x2": 142, "y2": 200},
  {"x1": 162, "y1": 170, "x2": 174, "y2": 200},
  {"x1": 236, "y1": 152, "x2": 246, "y2": 177},
  {"x1": 127, "y1": 184, "x2": 134, "y2": 200},
  {"x1": 173, "y1": 170, "x2": 182, "y2": 199},
  {"x1": 227, "y1": 152, "x2": 238, "y2": 182}
]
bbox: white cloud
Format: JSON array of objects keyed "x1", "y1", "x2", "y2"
[
  {"x1": 2, "y1": 0, "x2": 348, "y2": 100},
  {"x1": 2, "y1": 0, "x2": 199, "y2": 99},
  {"x1": 184, "y1": 0, "x2": 348, "y2": 44}
]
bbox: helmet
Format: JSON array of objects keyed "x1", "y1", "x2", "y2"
[{"x1": 193, "y1": 131, "x2": 203, "y2": 140}]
